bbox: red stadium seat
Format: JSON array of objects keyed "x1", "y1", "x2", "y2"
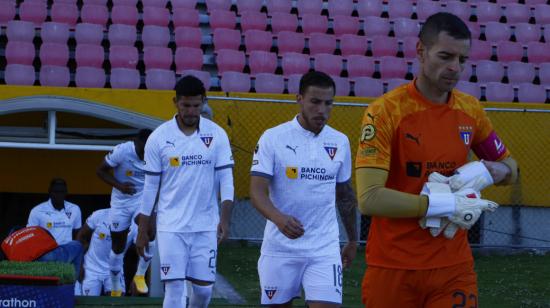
[
  {"x1": 266, "y1": 0, "x2": 292, "y2": 15},
  {"x1": 296, "y1": 0, "x2": 323, "y2": 17},
  {"x1": 475, "y1": 2, "x2": 502, "y2": 23},
  {"x1": 110, "y1": 68, "x2": 141, "y2": 89},
  {"x1": 313, "y1": 53, "x2": 343, "y2": 76},
  {"x1": 308, "y1": 33, "x2": 337, "y2": 55},
  {"x1": 236, "y1": 0, "x2": 263, "y2": 13},
  {"x1": 40, "y1": 65, "x2": 70, "y2": 87},
  {"x1": 527, "y1": 42, "x2": 550, "y2": 64},
  {"x1": 4, "y1": 64, "x2": 35, "y2": 85},
  {"x1": 392, "y1": 18, "x2": 420, "y2": 38},
  {"x1": 507, "y1": 62, "x2": 535, "y2": 84},
  {"x1": 249, "y1": 51, "x2": 278, "y2": 75},
  {"x1": 220, "y1": 71, "x2": 251, "y2": 92},
  {"x1": 76, "y1": 44, "x2": 105, "y2": 68},
  {"x1": 206, "y1": 0, "x2": 232, "y2": 12},
  {"x1": 244, "y1": 29, "x2": 273, "y2": 53},
  {"x1": 143, "y1": 7, "x2": 170, "y2": 27},
  {"x1": 496, "y1": 41, "x2": 524, "y2": 62},
  {"x1": 281, "y1": 52, "x2": 310, "y2": 75},
  {"x1": 442, "y1": 1, "x2": 471, "y2": 23},
  {"x1": 533, "y1": 4, "x2": 550, "y2": 25},
  {"x1": 386, "y1": 78, "x2": 409, "y2": 92},
  {"x1": 40, "y1": 43, "x2": 69, "y2": 66},
  {"x1": 339, "y1": 34, "x2": 368, "y2": 57},
  {"x1": 401, "y1": 36, "x2": 418, "y2": 60},
  {"x1": 175, "y1": 26, "x2": 202, "y2": 48},
  {"x1": 484, "y1": 22, "x2": 511, "y2": 42},
  {"x1": 75, "y1": 67, "x2": 106, "y2": 88},
  {"x1": 514, "y1": 23, "x2": 541, "y2": 44},
  {"x1": 75, "y1": 23, "x2": 104, "y2": 45},
  {"x1": 254, "y1": 73, "x2": 285, "y2": 93},
  {"x1": 143, "y1": 46, "x2": 173, "y2": 70},
  {"x1": 363, "y1": 16, "x2": 391, "y2": 37},
  {"x1": 467, "y1": 22, "x2": 482, "y2": 41},
  {"x1": 171, "y1": 0, "x2": 197, "y2": 9},
  {"x1": 19, "y1": 0, "x2": 47, "y2": 26},
  {"x1": 81, "y1": 4, "x2": 109, "y2": 27},
  {"x1": 277, "y1": 31, "x2": 305, "y2": 55},
  {"x1": 460, "y1": 63, "x2": 473, "y2": 82},
  {"x1": 379, "y1": 56, "x2": 408, "y2": 79},
  {"x1": 485, "y1": 82, "x2": 515, "y2": 102},
  {"x1": 5, "y1": 41, "x2": 35, "y2": 65},
  {"x1": 209, "y1": 9, "x2": 237, "y2": 29},
  {"x1": 181, "y1": 70, "x2": 211, "y2": 90},
  {"x1": 83, "y1": 0, "x2": 108, "y2": 5},
  {"x1": 111, "y1": 5, "x2": 139, "y2": 26},
  {"x1": 6, "y1": 20, "x2": 35, "y2": 42},
  {"x1": 301, "y1": 14, "x2": 329, "y2": 36},
  {"x1": 0, "y1": 0, "x2": 16, "y2": 26},
  {"x1": 517, "y1": 83, "x2": 547, "y2": 103},
  {"x1": 469, "y1": 40, "x2": 493, "y2": 61},
  {"x1": 332, "y1": 16, "x2": 360, "y2": 37},
  {"x1": 332, "y1": 76, "x2": 350, "y2": 96},
  {"x1": 415, "y1": 0, "x2": 441, "y2": 21},
  {"x1": 270, "y1": 12, "x2": 298, "y2": 34},
  {"x1": 357, "y1": 0, "x2": 384, "y2": 18},
  {"x1": 475, "y1": 60, "x2": 505, "y2": 83},
  {"x1": 51, "y1": 3, "x2": 78, "y2": 27},
  {"x1": 327, "y1": 0, "x2": 354, "y2": 17},
  {"x1": 216, "y1": 49, "x2": 246, "y2": 73},
  {"x1": 173, "y1": 8, "x2": 200, "y2": 28},
  {"x1": 108, "y1": 24, "x2": 137, "y2": 46},
  {"x1": 346, "y1": 55, "x2": 375, "y2": 79},
  {"x1": 240, "y1": 11, "x2": 268, "y2": 32},
  {"x1": 112, "y1": 0, "x2": 137, "y2": 5},
  {"x1": 213, "y1": 28, "x2": 242, "y2": 51},
  {"x1": 503, "y1": 3, "x2": 531, "y2": 24},
  {"x1": 354, "y1": 77, "x2": 384, "y2": 97},
  {"x1": 387, "y1": 1, "x2": 414, "y2": 19},
  {"x1": 175, "y1": 47, "x2": 204, "y2": 72},
  {"x1": 142, "y1": 25, "x2": 170, "y2": 47},
  {"x1": 371, "y1": 36, "x2": 399, "y2": 57},
  {"x1": 456, "y1": 81, "x2": 481, "y2": 99},
  {"x1": 145, "y1": 69, "x2": 176, "y2": 90},
  {"x1": 109, "y1": 45, "x2": 139, "y2": 68}
]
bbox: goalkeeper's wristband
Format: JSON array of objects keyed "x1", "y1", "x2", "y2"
[{"x1": 426, "y1": 193, "x2": 456, "y2": 217}]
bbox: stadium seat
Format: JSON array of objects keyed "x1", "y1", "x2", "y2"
[
  {"x1": 296, "y1": 0, "x2": 323, "y2": 16},
  {"x1": 442, "y1": 1, "x2": 471, "y2": 23},
  {"x1": 142, "y1": 0, "x2": 167, "y2": 7},
  {"x1": 4, "y1": 64, "x2": 35, "y2": 86},
  {"x1": 145, "y1": 69, "x2": 176, "y2": 90},
  {"x1": 206, "y1": 0, "x2": 232, "y2": 12},
  {"x1": 5, "y1": 41, "x2": 35, "y2": 65},
  {"x1": 75, "y1": 23, "x2": 104, "y2": 45},
  {"x1": 112, "y1": 0, "x2": 137, "y2": 5},
  {"x1": 379, "y1": 56, "x2": 408, "y2": 79},
  {"x1": 456, "y1": 81, "x2": 481, "y2": 99},
  {"x1": 172, "y1": 8, "x2": 200, "y2": 28},
  {"x1": 308, "y1": 33, "x2": 337, "y2": 55},
  {"x1": 171, "y1": 0, "x2": 197, "y2": 9},
  {"x1": 254, "y1": 73, "x2": 285, "y2": 93},
  {"x1": 415, "y1": 0, "x2": 441, "y2": 21},
  {"x1": 244, "y1": 29, "x2": 273, "y2": 53},
  {"x1": 143, "y1": 46, "x2": 173, "y2": 69},
  {"x1": 346, "y1": 55, "x2": 375, "y2": 78},
  {"x1": 175, "y1": 47, "x2": 204, "y2": 71},
  {"x1": 392, "y1": 18, "x2": 419, "y2": 38},
  {"x1": 356, "y1": 0, "x2": 384, "y2": 18},
  {"x1": 401, "y1": 36, "x2": 418, "y2": 60},
  {"x1": 363, "y1": 16, "x2": 391, "y2": 37},
  {"x1": 533, "y1": 4, "x2": 550, "y2": 25},
  {"x1": 496, "y1": 41, "x2": 524, "y2": 62},
  {"x1": 371, "y1": 36, "x2": 399, "y2": 57},
  {"x1": 527, "y1": 42, "x2": 550, "y2": 64},
  {"x1": 84, "y1": 0, "x2": 108, "y2": 4},
  {"x1": 475, "y1": 2, "x2": 502, "y2": 23},
  {"x1": 277, "y1": 31, "x2": 305, "y2": 55},
  {"x1": 111, "y1": 5, "x2": 139, "y2": 26},
  {"x1": 80, "y1": 4, "x2": 109, "y2": 27},
  {"x1": 249, "y1": 50, "x2": 278, "y2": 75},
  {"x1": 236, "y1": 0, "x2": 263, "y2": 13},
  {"x1": 6, "y1": 20, "x2": 35, "y2": 42},
  {"x1": 387, "y1": 1, "x2": 414, "y2": 19},
  {"x1": 332, "y1": 76, "x2": 350, "y2": 96},
  {"x1": 266, "y1": 0, "x2": 292, "y2": 15},
  {"x1": 19, "y1": 0, "x2": 47, "y2": 26},
  {"x1": 0, "y1": 1, "x2": 16, "y2": 26},
  {"x1": 216, "y1": 49, "x2": 246, "y2": 73},
  {"x1": 517, "y1": 83, "x2": 547, "y2": 103},
  {"x1": 40, "y1": 65, "x2": 70, "y2": 87},
  {"x1": 467, "y1": 22, "x2": 482, "y2": 41},
  {"x1": 240, "y1": 11, "x2": 268, "y2": 32},
  {"x1": 212, "y1": 28, "x2": 242, "y2": 51},
  {"x1": 209, "y1": 9, "x2": 237, "y2": 29},
  {"x1": 506, "y1": 62, "x2": 535, "y2": 84},
  {"x1": 301, "y1": 14, "x2": 329, "y2": 36},
  {"x1": 503, "y1": 3, "x2": 531, "y2": 24},
  {"x1": 270, "y1": 12, "x2": 298, "y2": 34},
  {"x1": 281, "y1": 52, "x2": 310, "y2": 75},
  {"x1": 51, "y1": 3, "x2": 78, "y2": 27},
  {"x1": 75, "y1": 67, "x2": 106, "y2": 88},
  {"x1": 327, "y1": 0, "x2": 354, "y2": 17},
  {"x1": 109, "y1": 45, "x2": 139, "y2": 68},
  {"x1": 220, "y1": 71, "x2": 251, "y2": 92},
  {"x1": 339, "y1": 34, "x2": 369, "y2": 57},
  {"x1": 354, "y1": 77, "x2": 384, "y2": 97},
  {"x1": 313, "y1": 54, "x2": 343, "y2": 76},
  {"x1": 75, "y1": 44, "x2": 105, "y2": 68},
  {"x1": 143, "y1": 7, "x2": 170, "y2": 27},
  {"x1": 469, "y1": 40, "x2": 493, "y2": 61},
  {"x1": 475, "y1": 60, "x2": 505, "y2": 83},
  {"x1": 460, "y1": 63, "x2": 473, "y2": 81},
  {"x1": 181, "y1": 69, "x2": 212, "y2": 90},
  {"x1": 526, "y1": 0, "x2": 548, "y2": 4},
  {"x1": 108, "y1": 24, "x2": 136, "y2": 46},
  {"x1": 286, "y1": 74, "x2": 302, "y2": 94},
  {"x1": 539, "y1": 63, "x2": 550, "y2": 86},
  {"x1": 484, "y1": 82, "x2": 515, "y2": 102},
  {"x1": 411, "y1": 59, "x2": 420, "y2": 76},
  {"x1": 514, "y1": 23, "x2": 541, "y2": 44},
  {"x1": 332, "y1": 16, "x2": 360, "y2": 37},
  {"x1": 142, "y1": 25, "x2": 170, "y2": 47},
  {"x1": 484, "y1": 22, "x2": 511, "y2": 43},
  {"x1": 175, "y1": 26, "x2": 202, "y2": 48},
  {"x1": 386, "y1": 78, "x2": 409, "y2": 92},
  {"x1": 544, "y1": 28, "x2": 550, "y2": 44},
  {"x1": 40, "y1": 43, "x2": 69, "y2": 66},
  {"x1": 110, "y1": 68, "x2": 141, "y2": 89}
]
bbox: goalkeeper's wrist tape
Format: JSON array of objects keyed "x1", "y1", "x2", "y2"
[{"x1": 426, "y1": 193, "x2": 455, "y2": 217}]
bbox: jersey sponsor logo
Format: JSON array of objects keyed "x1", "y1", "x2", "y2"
[
  {"x1": 165, "y1": 140, "x2": 176, "y2": 147},
  {"x1": 360, "y1": 124, "x2": 376, "y2": 143},
  {"x1": 405, "y1": 133, "x2": 421, "y2": 145},
  {"x1": 324, "y1": 146, "x2": 337, "y2": 160},
  {"x1": 169, "y1": 157, "x2": 180, "y2": 167},
  {"x1": 286, "y1": 167, "x2": 298, "y2": 179},
  {"x1": 125, "y1": 170, "x2": 134, "y2": 177},
  {"x1": 200, "y1": 135, "x2": 213, "y2": 148},
  {"x1": 285, "y1": 145, "x2": 298, "y2": 154},
  {"x1": 406, "y1": 161, "x2": 422, "y2": 177},
  {"x1": 264, "y1": 287, "x2": 277, "y2": 300},
  {"x1": 46, "y1": 222, "x2": 53, "y2": 229},
  {"x1": 367, "y1": 112, "x2": 376, "y2": 122},
  {"x1": 99, "y1": 232, "x2": 106, "y2": 240},
  {"x1": 161, "y1": 264, "x2": 170, "y2": 275},
  {"x1": 360, "y1": 147, "x2": 377, "y2": 157}
]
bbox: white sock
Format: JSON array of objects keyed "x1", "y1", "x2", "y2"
[
  {"x1": 189, "y1": 284, "x2": 213, "y2": 308},
  {"x1": 136, "y1": 240, "x2": 155, "y2": 276},
  {"x1": 164, "y1": 280, "x2": 187, "y2": 308},
  {"x1": 109, "y1": 250, "x2": 124, "y2": 291}
]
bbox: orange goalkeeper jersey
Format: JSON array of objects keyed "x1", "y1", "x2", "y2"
[{"x1": 356, "y1": 81, "x2": 510, "y2": 270}]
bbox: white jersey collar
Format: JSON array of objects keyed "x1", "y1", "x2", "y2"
[
  {"x1": 47, "y1": 199, "x2": 66, "y2": 212},
  {"x1": 291, "y1": 115, "x2": 326, "y2": 138}
]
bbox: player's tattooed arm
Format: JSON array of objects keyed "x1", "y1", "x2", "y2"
[{"x1": 336, "y1": 181, "x2": 358, "y2": 242}]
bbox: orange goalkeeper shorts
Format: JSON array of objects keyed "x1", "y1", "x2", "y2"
[{"x1": 362, "y1": 261, "x2": 478, "y2": 308}]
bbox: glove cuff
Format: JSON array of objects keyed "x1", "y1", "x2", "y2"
[
  {"x1": 455, "y1": 161, "x2": 494, "y2": 188},
  {"x1": 426, "y1": 193, "x2": 456, "y2": 217}
]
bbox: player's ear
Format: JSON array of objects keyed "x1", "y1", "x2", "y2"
[{"x1": 416, "y1": 41, "x2": 425, "y2": 63}]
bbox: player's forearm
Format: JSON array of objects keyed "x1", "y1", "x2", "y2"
[
  {"x1": 137, "y1": 214, "x2": 151, "y2": 234},
  {"x1": 219, "y1": 200, "x2": 233, "y2": 225},
  {"x1": 140, "y1": 173, "x2": 160, "y2": 216},
  {"x1": 96, "y1": 164, "x2": 121, "y2": 189},
  {"x1": 495, "y1": 156, "x2": 518, "y2": 185},
  {"x1": 336, "y1": 182, "x2": 358, "y2": 242}
]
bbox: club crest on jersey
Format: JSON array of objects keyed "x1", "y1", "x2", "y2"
[
  {"x1": 66, "y1": 211, "x2": 72, "y2": 219},
  {"x1": 458, "y1": 125, "x2": 473, "y2": 146},
  {"x1": 200, "y1": 135, "x2": 213, "y2": 148},
  {"x1": 324, "y1": 146, "x2": 337, "y2": 160},
  {"x1": 264, "y1": 287, "x2": 277, "y2": 300},
  {"x1": 112, "y1": 222, "x2": 119, "y2": 229},
  {"x1": 161, "y1": 265, "x2": 170, "y2": 275}
]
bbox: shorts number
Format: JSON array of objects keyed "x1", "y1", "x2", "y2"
[
  {"x1": 208, "y1": 249, "x2": 217, "y2": 269},
  {"x1": 332, "y1": 264, "x2": 342, "y2": 287},
  {"x1": 452, "y1": 291, "x2": 477, "y2": 308}
]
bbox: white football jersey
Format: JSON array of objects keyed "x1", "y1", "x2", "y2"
[
  {"x1": 144, "y1": 116, "x2": 234, "y2": 232},
  {"x1": 105, "y1": 141, "x2": 146, "y2": 208},
  {"x1": 251, "y1": 116, "x2": 351, "y2": 257},
  {"x1": 27, "y1": 199, "x2": 82, "y2": 245}
]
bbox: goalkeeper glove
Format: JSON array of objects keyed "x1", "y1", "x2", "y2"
[{"x1": 429, "y1": 161, "x2": 494, "y2": 192}]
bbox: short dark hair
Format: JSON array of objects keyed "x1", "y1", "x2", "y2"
[
  {"x1": 299, "y1": 71, "x2": 336, "y2": 96},
  {"x1": 419, "y1": 12, "x2": 471, "y2": 48},
  {"x1": 49, "y1": 178, "x2": 67, "y2": 191},
  {"x1": 175, "y1": 75, "x2": 206, "y2": 98},
  {"x1": 137, "y1": 129, "x2": 152, "y2": 143}
]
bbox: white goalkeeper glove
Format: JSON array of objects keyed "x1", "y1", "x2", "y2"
[{"x1": 429, "y1": 161, "x2": 494, "y2": 192}]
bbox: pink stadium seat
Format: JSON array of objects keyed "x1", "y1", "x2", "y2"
[
  {"x1": 371, "y1": 36, "x2": 399, "y2": 57},
  {"x1": 525, "y1": 0, "x2": 547, "y2": 4},
  {"x1": 313, "y1": 54, "x2": 343, "y2": 76},
  {"x1": 112, "y1": 0, "x2": 137, "y2": 5},
  {"x1": 456, "y1": 81, "x2": 481, "y2": 99},
  {"x1": 180, "y1": 70, "x2": 211, "y2": 89},
  {"x1": 209, "y1": 9, "x2": 237, "y2": 29},
  {"x1": 142, "y1": 0, "x2": 167, "y2": 7},
  {"x1": 296, "y1": 0, "x2": 323, "y2": 16},
  {"x1": 467, "y1": 22, "x2": 481, "y2": 41},
  {"x1": 175, "y1": 47, "x2": 204, "y2": 71},
  {"x1": 0, "y1": 1, "x2": 16, "y2": 26},
  {"x1": 75, "y1": 23, "x2": 104, "y2": 45},
  {"x1": 484, "y1": 22, "x2": 511, "y2": 42},
  {"x1": 340, "y1": 34, "x2": 369, "y2": 57},
  {"x1": 249, "y1": 51, "x2": 278, "y2": 75},
  {"x1": 236, "y1": 0, "x2": 263, "y2": 13},
  {"x1": 354, "y1": 77, "x2": 384, "y2": 97},
  {"x1": 19, "y1": 0, "x2": 47, "y2": 26},
  {"x1": 240, "y1": 11, "x2": 268, "y2": 32},
  {"x1": 216, "y1": 49, "x2": 246, "y2": 73},
  {"x1": 538, "y1": 63, "x2": 550, "y2": 86},
  {"x1": 40, "y1": 65, "x2": 70, "y2": 87},
  {"x1": 213, "y1": 28, "x2": 242, "y2": 51},
  {"x1": 392, "y1": 18, "x2": 419, "y2": 38},
  {"x1": 301, "y1": 14, "x2": 329, "y2": 36},
  {"x1": 460, "y1": 63, "x2": 473, "y2": 81},
  {"x1": 244, "y1": 29, "x2": 273, "y2": 53},
  {"x1": 41, "y1": 22, "x2": 69, "y2": 43},
  {"x1": 75, "y1": 44, "x2": 105, "y2": 68},
  {"x1": 387, "y1": 1, "x2": 414, "y2": 19},
  {"x1": 544, "y1": 28, "x2": 550, "y2": 44},
  {"x1": 415, "y1": 0, "x2": 441, "y2": 21},
  {"x1": 171, "y1": 0, "x2": 197, "y2": 9},
  {"x1": 346, "y1": 55, "x2": 375, "y2": 79},
  {"x1": 84, "y1": 79, "x2": 112, "y2": 96},
  {"x1": 111, "y1": 5, "x2": 139, "y2": 26},
  {"x1": 145, "y1": 69, "x2": 176, "y2": 90},
  {"x1": 507, "y1": 62, "x2": 535, "y2": 84},
  {"x1": 386, "y1": 78, "x2": 409, "y2": 92},
  {"x1": 503, "y1": 4, "x2": 531, "y2": 24},
  {"x1": 363, "y1": 16, "x2": 391, "y2": 37},
  {"x1": 110, "y1": 68, "x2": 141, "y2": 89},
  {"x1": 172, "y1": 8, "x2": 200, "y2": 28},
  {"x1": 206, "y1": 0, "x2": 232, "y2": 12},
  {"x1": 220, "y1": 71, "x2": 251, "y2": 92},
  {"x1": 357, "y1": 0, "x2": 384, "y2": 18},
  {"x1": 40, "y1": 43, "x2": 69, "y2": 66},
  {"x1": 266, "y1": 0, "x2": 292, "y2": 15},
  {"x1": 281, "y1": 52, "x2": 310, "y2": 75},
  {"x1": 443, "y1": 1, "x2": 471, "y2": 22},
  {"x1": 533, "y1": 4, "x2": 550, "y2": 25},
  {"x1": 379, "y1": 56, "x2": 408, "y2": 79},
  {"x1": 270, "y1": 12, "x2": 298, "y2": 34},
  {"x1": 514, "y1": 23, "x2": 541, "y2": 44},
  {"x1": 332, "y1": 16, "x2": 360, "y2": 37},
  {"x1": 277, "y1": 31, "x2": 305, "y2": 55},
  {"x1": 401, "y1": 36, "x2": 418, "y2": 60},
  {"x1": 517, "y1": 83, "x2": 547, "y2": 103},
  {"x1": 143, "y1": 46, "x2": 173, "y2": 69},
  {"x1": 142, "y1": 25, "x2": 170, "y2": 47},
  {"x1": 4, "y1": 64, "x2": 35, "y2": 85},
  {"x1": 109, "y1": 45, "x2": 139, "y2": 68},
  {"x1": 328, "y1": 0, "x2": 354, "y2": 17},
  {"x1": 143, "y1": 7, "x2": 170, "y2": 27},
  {"x1": 254, "y1": 73, "x2": 285, "y2": 93},
  {"x1": 332, "y1": 76, "x2": 350, "y2": 96},
  {"x1": 51, "y1": 3, "x2": 78, "y2": 27},
  {"x1": 485, "y1": 82, "x2": 515, "y2": 102},
  {"x1": 496, "y1": 41, "x2": 524, "y2": 62},
  {"x1": 6, "y1": 20, "x2": 35, "y2": 42},
  {"x1": 469, "y1": 40, "x2": 493, "y2": 61},
  {"x1": 527, "y1": 42, "x2": 550, "y2": 63},
  {"x1": 175, "y1": 26, "x2": 202, "y2": 48},
  {"x1": 475, "y1": 2, "x2": 502, "y2": 23},
  {"x1": 286, "y1": 74, "x2": 301, "y2": 94},
  {"x1": 475, "y1": 60, "x2": 505, "y2": 83},
  {"x1": 5, "y1": 41, "x2": 35, "y2": 65},
  {"x1": 308, "y1": 33, "x2": 337, "y2": 55},
  {"x1": 84, "y1": 0, "x2": 108, "y2": 5},
  {"x1": 81, "y1": 4, "x2": 109, "y2": 27},
  {"x1": 108, "y1": 24, "x2": 136, "y2": 46}
]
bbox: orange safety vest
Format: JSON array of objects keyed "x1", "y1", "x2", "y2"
[{"x1": 1, "y1": 226, "x2": 58, "y2": 261}]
